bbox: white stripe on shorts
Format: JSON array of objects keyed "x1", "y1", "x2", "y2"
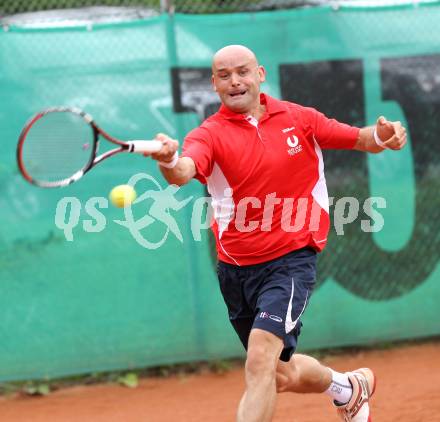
[{"x1": 285, "y1": 277, "x2": 309, "y2": 334}]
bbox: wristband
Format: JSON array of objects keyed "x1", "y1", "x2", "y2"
[
  {"x1": 158, "y1": 151, "x2": 179, "y2": 169},
  {"x1": 373, "y1": 128, "x2": 389, "y2": 149}
]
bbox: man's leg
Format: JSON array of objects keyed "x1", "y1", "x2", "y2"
[
  {"x1": 237, "y1": 328, "x2": 283, "y2": 422},
  {"x1": 276, "y1": 354, "x2": 376, "y2": 422},
  {"x1": 276, "y1": 353, "x2": 332, "y2": 393}
]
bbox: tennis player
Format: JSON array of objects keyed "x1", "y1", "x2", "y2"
[{"x1": 150, "y1": 45, "x2": 406, "y2": 422}]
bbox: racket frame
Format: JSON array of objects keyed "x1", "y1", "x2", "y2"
[{"x1": 17, "y1": 107, "x2": 162, "y2": 188}]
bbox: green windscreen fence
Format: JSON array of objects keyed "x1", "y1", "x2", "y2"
[{"x1": 1, "y1": 3, "x2": 439, "y2": 381}]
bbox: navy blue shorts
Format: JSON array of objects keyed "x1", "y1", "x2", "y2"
[{"x1": 217, "y1": 247, "x2": 317, "y2": 362}]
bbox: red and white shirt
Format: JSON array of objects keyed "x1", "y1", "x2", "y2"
[{"x1": 182, "y1": 93, "x2": 359, "y2": 266}]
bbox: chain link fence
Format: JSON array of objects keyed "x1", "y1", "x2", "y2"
[
  {"x1": 1, "y1": 0, "x2": 305, "y2": 16},
  {"x1": 1, "y1": 0, "x2": 434, "y2": 16},
  {"x1": 1, "y1": 0, "x2": 297, "y2": 16}
]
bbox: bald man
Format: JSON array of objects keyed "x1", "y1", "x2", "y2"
[{"x1": 150, "y1": 45, "x2": 406, "y2": 422}]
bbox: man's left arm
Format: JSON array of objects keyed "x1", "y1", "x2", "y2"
[{"x1": 354, "y1": 116, "x2": 407, "y2": 153}]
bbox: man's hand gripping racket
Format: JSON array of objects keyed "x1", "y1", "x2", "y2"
[{"x1": 16, "y1": 107, "x2": 176, "y2": 188}]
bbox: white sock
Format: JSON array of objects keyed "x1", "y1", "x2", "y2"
[{"x1": 325, "y1": 368, "x2": 352, "y2": 404}]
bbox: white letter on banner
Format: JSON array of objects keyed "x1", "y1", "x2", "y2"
[
  {"x1": 361, "y1": 197, "x2": 386, "y2": 233},
  {"x1": 261, "y1": 192, "x2": 282, "y2": 231},
  {"x1": 54, "y1": 197, "x2": 81, "y2": 241},
  {"x1": 281, "y1": 197, "x2": 308, "y2": 233},
  {"x1": 334, "y1": 197, "x2": 359, "y2": 235},
  {"x1": 83, "y1": 197, "x2": 108, "y2": 233},
  {"x1": 191, "y1": 197, "x2": 213, "y2": 241},
  {"x1": 235, "y1": 197, "x2": 261, "y2": 232}
]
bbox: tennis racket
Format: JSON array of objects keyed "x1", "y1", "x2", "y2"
[{"x1": 17, "y1": 107, "x2": 163, "y2": 188}]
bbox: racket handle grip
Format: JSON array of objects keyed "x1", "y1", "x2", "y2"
[{"x1": 128, "y1": 140, "x2": 163, "y2": 154}]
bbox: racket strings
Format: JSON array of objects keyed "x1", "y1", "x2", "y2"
[{"x1": 20, "y1": 112, "x2": 95, "y2": 184}]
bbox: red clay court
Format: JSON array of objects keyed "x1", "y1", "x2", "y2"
[{"x1": 1, "y1": 342, "x2": 439, "y2": 422}]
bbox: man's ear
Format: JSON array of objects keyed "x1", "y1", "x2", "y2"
[
  {"x1": 211, "y1": 75, "x2": 217, "y2": 92},
  {"x1": 258, "y1": 65, "x2": 266, "y2": 83}
]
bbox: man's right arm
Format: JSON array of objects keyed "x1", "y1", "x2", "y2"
[
  {"x1": 159, "y1": 156, "x2": 196, "y2": 186},
  {"x1": 150, "y1": 133, "x2": 196, "y2": 186}
]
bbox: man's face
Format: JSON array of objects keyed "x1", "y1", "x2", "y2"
[{"x1": 212, "y1": 53, "x2": 266, "y2": 114}]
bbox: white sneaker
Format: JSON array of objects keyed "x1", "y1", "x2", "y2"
[{"x1": 335, "y1": 368, "x2": 376, "y2": 422}]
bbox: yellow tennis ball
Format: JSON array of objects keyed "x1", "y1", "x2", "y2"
[{"x1": 109, "y1": 184, "x2": 137, "y2": 208}]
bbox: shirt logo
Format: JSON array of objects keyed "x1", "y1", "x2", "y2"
[
  {"x1": 282, "y1": 126, "x2": 295, "y2": 133},
  {"x1": 286, "y1": 134, "x2": 303, "y2": 156},
  {"x1": 287, "y1": 135, "x2": 299, "y2": 148}
]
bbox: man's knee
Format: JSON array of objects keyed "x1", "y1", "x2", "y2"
[
  {"x1": 276, "y1": 360, "x2": 299, "y2": 393},
  {"x1": 245, "y1": 329, "x2": 283, "y2": 381},
  {"x1": 246, "y1": 346, "x2": 275, "y2": 379},
  {"x1": 276, "y1": 354, "x2": 330, "y2": 393}
]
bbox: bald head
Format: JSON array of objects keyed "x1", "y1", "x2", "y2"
[
  {"x1": 212, "y1": 45, "x2": 258, "y2": 72},
  {"x1": 211, "y1": 45, "x2": 266, "y2": 114}
]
